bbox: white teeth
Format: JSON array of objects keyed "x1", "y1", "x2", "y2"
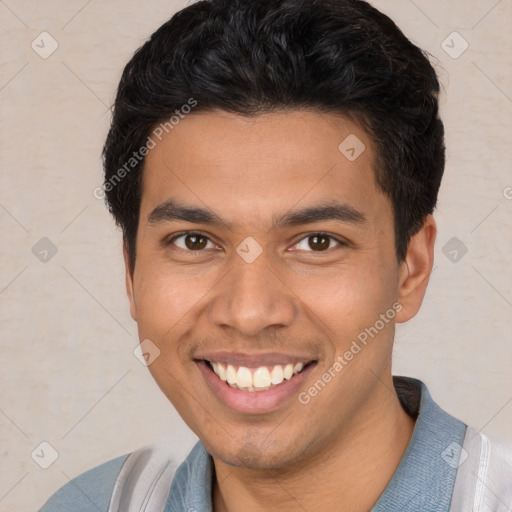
[
  {"x1": 293, "y1": 362, "x2": 304, "y2": 373},
  {"x1": 253, "y1": 367, "x2": 271, "y2": 388},
  {"x1": 237, "y1": 367, "x2": 253, "y2": 388},
  {"x1": 226, "y1": 364, "x2": 237, "y2": 385},
  {"x1": 209, "y1": 361, "x2": 307, "y2": 391},
  {"x1": 283, "y1": 364, "x2": 294, "y2": 380},
  {"x1": 270, "y1": 365, "x2": 283, "y2": 384},
  {"x1": 217, "y1": 363, "x2": 227, "y2": 381}
]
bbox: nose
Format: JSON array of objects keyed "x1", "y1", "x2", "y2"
[{"x1": 208, "y1": 253, "x2": 297, "y2": 338}]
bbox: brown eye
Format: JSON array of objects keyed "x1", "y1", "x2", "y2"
[
  {"x1": 184, "y1": 234, "x2": 208, "y2": 250},
  {"x1": 293, "y1": 233, "x2": 343, "y2": 252},
  {"x1": 308, "y1": 234, "x2": 331, "y2": 251},
  {"x1": 170, "y1": 233, "x2": 214, "y2": 251}
]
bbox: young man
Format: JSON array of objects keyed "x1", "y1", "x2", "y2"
[{"x1": 40, "y1": 0, "x2": 512, "y2": 510}]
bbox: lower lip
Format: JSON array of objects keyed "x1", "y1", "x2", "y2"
[{"x1": 196, "y1": 360, "x2": 316, "y2": 414}]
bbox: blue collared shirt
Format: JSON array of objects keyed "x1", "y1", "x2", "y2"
[
  {"x1": 43, "y1": 376, "x2": 506, "y2": 511},
  {"x1": 163, "y1": 377, "x2": 467, "y2": 512}
]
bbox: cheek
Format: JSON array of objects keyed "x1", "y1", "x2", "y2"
[
  {"x1": 132, "y1": 263, "x2": 213, "y2": 340},
  {"x1": 299, "y1": 262, "x2": 397, "y2": 340}
]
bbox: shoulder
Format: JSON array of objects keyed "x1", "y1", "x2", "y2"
[
  {"x1": 39, "y1": 437, "x2": 189, "y2": 512},
  {"x1": 38, "y1": 454, "x2": 128, "y2": 512},
  {"x1": 451, "y1": 427, "x2": 512, "y2": 511}
]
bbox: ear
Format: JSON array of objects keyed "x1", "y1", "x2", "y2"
[
  {"x1": 123, "y1": 241, "x2": 137, "y2": 321},
  {"x1": 395, "y1": 215, "x2": 436, "y2": 323}
]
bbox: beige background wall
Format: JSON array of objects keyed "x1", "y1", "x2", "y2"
[{"x1": 1, "y1": 0, "x2": 511, "y2": 510}]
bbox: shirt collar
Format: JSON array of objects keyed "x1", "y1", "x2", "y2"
[
  {"x1": 164, "y1": 376, "x2": 467, "y2": 512},
  {"x1": 371, "y1": 376, "x2": 467, "y2": 511}
]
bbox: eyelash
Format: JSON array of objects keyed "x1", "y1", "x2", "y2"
[{"x1": 166, "y1": 231, "x2": 347, "y2": 254}]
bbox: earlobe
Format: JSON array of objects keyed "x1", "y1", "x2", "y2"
[
  {"x1": 395, "y1": 215, "x2": 436, "y2": 323},
  {"x1": 123, "y1": 243, "x2": 137, "y2": 321}
]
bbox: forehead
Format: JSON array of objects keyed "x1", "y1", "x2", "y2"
[{"x1": 140, "y1": 109, "x2": 388, "y2": 229}]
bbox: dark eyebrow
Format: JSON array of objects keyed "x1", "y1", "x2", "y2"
[
  {"x1": 148, "y1": 199, "x2": 233, "y2": 230},
  {"x1": 147, "y1": 199, "x2": 366, "y2": 230},
  {"x1": 271, "y1": 201, "x2": 366, "y2": 230}
]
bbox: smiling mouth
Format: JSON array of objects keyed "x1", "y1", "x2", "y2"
[{"x1": 202, "y1": 360, "x2": 316, "y2": 392}]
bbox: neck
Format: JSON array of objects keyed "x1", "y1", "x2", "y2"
[{"x1": 212, "y1": 375, "x2": 415, "y2": 512}]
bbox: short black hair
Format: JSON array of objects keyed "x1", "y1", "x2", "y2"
[{"x1": 102, "y1": 0, "x2": 445, "y2": 272}]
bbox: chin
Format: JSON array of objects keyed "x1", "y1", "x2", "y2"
[{"x1": 209, "y1": 438, "x2": 308, "y2": 471}]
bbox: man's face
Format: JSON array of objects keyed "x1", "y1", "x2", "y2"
[{"x1": 126, "y1": 109, "x2": 414, "y2": 469}]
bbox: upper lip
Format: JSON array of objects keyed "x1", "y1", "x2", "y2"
[{"x1": 195, "y1": 351, "x2": 316, "y2": 367}]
